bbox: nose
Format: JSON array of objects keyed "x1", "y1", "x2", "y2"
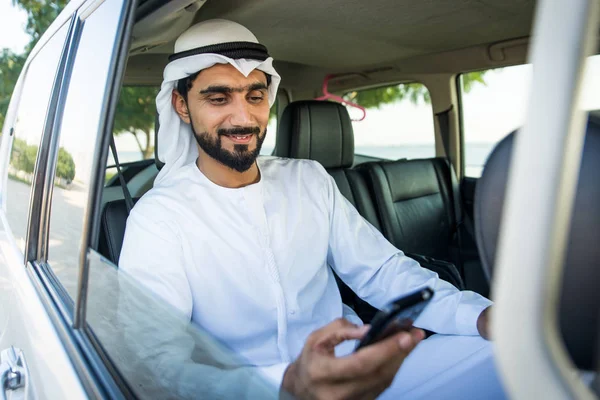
[{"x1": 229, "y1": 96, "x2": 254, "y2": 127}]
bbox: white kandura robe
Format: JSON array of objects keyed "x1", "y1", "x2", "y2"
[{"x1": 119, "y1": 156, "x2": 502, "y2": 399}]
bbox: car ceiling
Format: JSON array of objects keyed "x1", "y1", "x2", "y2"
[
  {"x1": 125, "y1": 0, "x2": 536, "y2": 88},
  {"x1": 196, "y1": 0, "x2": 535, "y2": 69}
]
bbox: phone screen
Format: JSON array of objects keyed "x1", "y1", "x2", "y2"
[{"x1": 355, "y1": 287, "x2": 433, "y2": 351}]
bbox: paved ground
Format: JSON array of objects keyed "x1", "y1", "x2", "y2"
[{"x1": 6, "y1": 177, "x2": 87, "y2": 298}]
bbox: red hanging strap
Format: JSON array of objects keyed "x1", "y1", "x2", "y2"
[{"x1": 314, "y1": 74, "x2": 366, "y2": 121}]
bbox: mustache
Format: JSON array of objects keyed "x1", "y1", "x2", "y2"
[{"x1": 217, "y1": 126, "x2": 261, "y2": 136}]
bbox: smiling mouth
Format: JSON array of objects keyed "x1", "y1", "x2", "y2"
[{"x1": 225, "y1": 134, "x2": 254, "y2": 144}]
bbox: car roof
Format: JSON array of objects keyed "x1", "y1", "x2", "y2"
[{"x1": 123, "y1": 0, "x2": 537, "y2": 91}]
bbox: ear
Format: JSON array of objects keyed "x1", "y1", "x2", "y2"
[{"x1": 172, "y1": 90, "x2": 191, "y2": 124}]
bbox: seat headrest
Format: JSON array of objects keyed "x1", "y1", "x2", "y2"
[
  {"x1": 474, "y1": 119, "x2": 600, "y2": 370},
  {"x1": 274, "y1": 100, "x2": 355, "y2": 168}
]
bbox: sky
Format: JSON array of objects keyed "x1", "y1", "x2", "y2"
[{"x1": 0, "y1": 0, "x2": 29, "y2": 53}]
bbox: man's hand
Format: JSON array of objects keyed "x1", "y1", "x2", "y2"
[
  {"x1": 477, "y1": 306, "x2": 492, "y2": 340},
  {"x1": 281, "y1": 318, "x2": 424, "y2": 400}
]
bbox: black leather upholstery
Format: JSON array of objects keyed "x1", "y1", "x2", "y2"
[
  {"x1": 364, "y1": 158, "x2": 457, "y2": 262},
  {"x1": 275, "y1": 100, "x2": 354, "y2": 168},
  {"x1": 98, "y1": 198, "x2": 139, "y2": 264},
  {"x1": 474, "y1": 119, "x2": 600, "y2": 370}
]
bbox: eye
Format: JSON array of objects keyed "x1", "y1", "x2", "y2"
[
  {"x1": 247, "y1": 91, "x2": 266, "y2": 104},
  {"x1": 209, "y1": 96, "x2": 227, "y2": 105}
]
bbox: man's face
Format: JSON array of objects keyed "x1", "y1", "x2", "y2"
[{"x1": 174, "y1": 63, "x2": 270, "y2": 173}]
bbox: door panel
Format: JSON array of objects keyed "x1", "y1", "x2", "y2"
[
  {"x1": 0, "y1": 233, "x2": 87, "y2": 399},
  {"x1": 0, "y1": 14, "x2": 86, "y2": 399}
]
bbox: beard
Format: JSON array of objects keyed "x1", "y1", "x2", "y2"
[{"x1": 191, "y1": 123, "x2": 266, "y2": 173}]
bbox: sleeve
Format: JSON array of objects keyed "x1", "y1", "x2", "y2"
[
  {"x1": 318, "y1": 166, "x2": 492, "y2": 336},
  {"x1": 116, "y1": 204, "x2": 290, "y2": 398}
]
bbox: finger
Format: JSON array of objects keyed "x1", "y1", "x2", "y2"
[
  {"x1": 305, "y1": 318, "x2": 363, "y2": 347},
  {"x1": 319, "y1": 328, "x2": 424, "y2": 380},
  {"x1": 312, "y1": 325, "x2": 370, "y2": 353}
]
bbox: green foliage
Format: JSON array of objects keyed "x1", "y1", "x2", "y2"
[
  {"x1": 0, "y1": 50, "x2": 26, "y2": 131},
  {"x1": 9, "y1": 138, "x2": 75, "y2": 183},
  {"x1": 345, "y1": 71, "x2": 488, "y2": 109},
  {"x1": 10, "y1": 138, "x2": 37, "y2": 173},
  {"x1": 113, "y1": 86, "x2": 159, "y2": 159},
  {"x1": 461, "y1": 70, "x2": 487, "y2": 92},
  {"x1": 56, "y1": 147, "x2": 75, "y2": 182},
  {"x1": 1, "y1": 1, "x2": 68, "y2": 132},
  {"x1": 13, "y1": 0, "x2": 69, "y2": 52}
]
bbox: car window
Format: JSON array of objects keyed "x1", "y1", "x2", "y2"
[
  {"x1": 460, "y1": 56, "x2": 600, "y2": 178},
  {"x1": 105, "y1": 86, "x2": 159, "y2": 184},
  {"x1": 85, "y1": 250, "x2": 282, "y2": 399},
  {"x1": 345, "y1": 82, "x2": 435, "y2": 160},
  {"x1": 5, "y1": 23, "x2": 69, "y2": 251},
  {"x1": 459, "y1": 65, "x2": 532, "y2": 177},
  {"x1": 46, "y1": 0, "x2": 127, "y2": 299}
]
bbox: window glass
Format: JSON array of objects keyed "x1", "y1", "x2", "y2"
[
  {"x1": 47, "y1": 0, "x2": 124, "y2": 298},
  {"x1": 5, "y1": 23, "x2": 69, "y2": 251},
  {"x1": 459, "y1": 65, "x2": 532, "y2": 177},
  {"x1": 106, "y1": 86, "x2": 159, "y2": 184},
  {"x1": 460, "y1": 56, "x2": 600, "y2": 178},
  {"x1": 345, "y1": 83, "x2": 435, "y2": 160},
  {"x1": 260, "y1": 97, "x2": 278, "y2": 155},
  {"x1": 86, "y1": 251, "x2": 282, "y2": 399}
]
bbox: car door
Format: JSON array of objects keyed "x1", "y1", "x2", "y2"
[{"x1": 0, "y1": 0, "x2": 135, "y2": 398}]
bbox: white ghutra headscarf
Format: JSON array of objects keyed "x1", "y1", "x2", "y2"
[{"x1": 154, "y1": 19, "x2": 281, "y2": 186}]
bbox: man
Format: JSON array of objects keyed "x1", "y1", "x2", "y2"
[{"x1": 119, "y1": 19, "x2": 502, "y2": 399}]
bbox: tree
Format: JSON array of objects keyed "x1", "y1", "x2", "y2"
[
  {"x1": 344, "y1": 71, "x2": 488, "y2": 108},
  {"x1": 1, "y1": 1, "x2": 68, "y2": 133},
  {"x1": 13, "y1": 0, "x2": 69, "y2": 53},
  {"x1": 56, "y1": 147, "x2": 75, "y2": 182},
  {"x1": 0, "y1": 50, "x2": 26, "y2": 131},
  {"x1": 113, "y1": 86, "x2": 159, "y2": 159},
  {"x1": 10, "y1": 138, "x2": 37, "y2": 173}
]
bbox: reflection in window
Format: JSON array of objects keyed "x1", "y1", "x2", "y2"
[
  {"x1": 345, "y1": 83, "x2": 435, "y2": 160},
  {"x1": 6, "y1": 23, "x2": 69, "y2": 251},
  {"x1": 86, "y1": 250, "x2": 282, "y2": 399},
  {"x1": 47, "y1": 0, "x2": 124, "y2": 299}
]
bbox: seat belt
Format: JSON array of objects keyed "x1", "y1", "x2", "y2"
[
  {"x1": 436, "y1": 106, "x2": 476, "y2": 239},
  {"x1": 109, "y1": 135, "x2": 134, "y2": 214},
  {"x1": 435, "y1": 106, "x2": 470, "y2": 277}
]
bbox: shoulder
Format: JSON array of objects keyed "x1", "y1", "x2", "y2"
[
  {"x1": 128, "y1": 163, "x2": 197, "y2": 227},
  {"x1": 258, "y1": 156, "x2": 330, "y2": 182}
]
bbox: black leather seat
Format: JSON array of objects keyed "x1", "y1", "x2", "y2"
[
  {"x1": 275, "y1": 100, "x2": 381, "y2": 229},
  {"x1": 363, "y1": 158, "x2": 458, "y2": 262},
  {"x1": 98, "y1": 198, "x2": 139, "y2": 264},
  {"x1": 361, "y1": 157, "x2": 488, "y2": 295},
  {"x1": 475, "y1": 118, "x2": 600, "y2": 372}
]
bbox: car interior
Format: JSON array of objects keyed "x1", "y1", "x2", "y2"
[{"x1": 93, "y1": 0, "x2": 598, "y2": 384}]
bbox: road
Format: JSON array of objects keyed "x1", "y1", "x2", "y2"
[{"x1": 6, "y1": 177, "x2": 88, "y2": 298}]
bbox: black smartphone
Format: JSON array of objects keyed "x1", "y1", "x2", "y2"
[{"x1": 355, "y1": 287, "x2": 434, "y2": 351}]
